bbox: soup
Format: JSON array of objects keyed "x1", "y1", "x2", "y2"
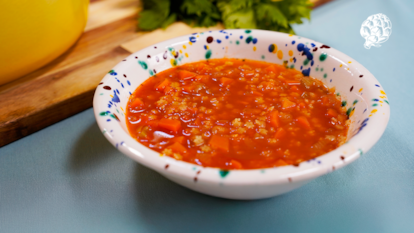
[{"x1": 126, "y1": 58, "x2": 349, "y2": 169}]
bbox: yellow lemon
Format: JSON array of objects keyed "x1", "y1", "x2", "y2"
[{"x1": 0, "y1": 0, "x2": 89, "y2": 86}]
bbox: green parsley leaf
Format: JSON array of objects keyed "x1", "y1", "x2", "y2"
[
  {"x1": 222, "y1": 8, "x2": 257, "y2": 29},
  {"x1": 160, "y1": 13, "x2": 177, "y2": 29},
  {"x1": 138, "y1": 0, "x2": 313, "y2": 34},
  {"x1": 255, "y1": 3, "x2": 288, "y2": 28},
  {"x1": 180, "y1": 0, "x2": 221, "y2": 27},
  {"x1": 138, "y1": 0, "x2": 171, "y2": 30},
  {"x1": 217, "y1": 0, "x2": 312, "y2": 34}
]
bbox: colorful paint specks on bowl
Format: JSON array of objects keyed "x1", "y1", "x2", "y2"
[{"x1": 93, "y1": 29, "x2": 390, "y2": 200}]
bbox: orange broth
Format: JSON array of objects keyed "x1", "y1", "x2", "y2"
[{"x1": 126, "y1": 58, "x2": 349, "y2": 170}]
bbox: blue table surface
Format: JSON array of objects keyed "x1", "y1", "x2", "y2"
[{"x1": 1, "y1": 0, "x2": 413, "y2": 232}]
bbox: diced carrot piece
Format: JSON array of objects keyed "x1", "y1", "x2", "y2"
[
  {"x1": 268, "y1": 111, "x2": 280, "y2": 128},
  {"x1": 275, "y1": 159, "x2": 289, "y2": 167},
  {"x1": 264, "y1": 65, "x2": 277, "y2": 73},
  {"x1": 326, "y1": 108, "x2": 338, "y2": 118},
  {"x1": 299, "y1": 102, "x2": 306, "y2": 109},
  {"x1": 171, "y1": 136, "x2": 185, "y2": 144},
  {"x1": 159, "y1": 118, "x2": 181, "y2": 133},
  {"x1": 290, "y1": 85, "x2": 299, "y2": 91},
  {"x1": 167, "y1": 142, "x2": 187, "y2": 154},
  {"x1": 156, "y1": 79, "x2": 170, "y2": 91},
  {"x1": 229, "y1": 159, "x2": 243, "y2": 169},
  {"x1": 285, "y1": 80, "x2": 301, "y2": 85},
  {"x1": 296, "y1": 116, "x2": 311, "y2": 130},
  {"x1": 147, "y1": 120, "x2": 159, "y2": 128},
  {"x1": 275, "y1": 128, "x2": 287, "y2": 139},
  {"x1": 282, "y1": 99, "x2": 296, "y2": 109},
  {"x1": 220, "y1": 77, "x2": 234, "y2": 85},
  {"x1": 209, "y1": 135, "x2": 229, "y2": 152},
  {"x1": 182, "y1": 85, "x2": 194, "y2": 92},
  {"x1": 251, "y1": 90, "x2": 264, "y2": 96},
  {"x1": 195, "y1": 75, "x2": 209, "y2": 81},
  {"x1": 321, "y1": 96, "x2": 329, "y2": 105},
  {"x1": 130, "y1": 98, "x2": 144, "y2": 108},
  {"x1": 178, "y1": 70, "x2": 197, "y2": 80}
]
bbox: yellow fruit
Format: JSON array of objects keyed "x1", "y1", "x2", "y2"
[{"x1": 0, "y1": 0, "x2": 89, "y2": 86}]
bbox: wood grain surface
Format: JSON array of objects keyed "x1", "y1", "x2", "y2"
[
  {"x1": 0, "y1": 14, "x2": 138, "y2": 146},
  {"x1": 0, "y1": 0, "x2": 330, "y2": 147}
]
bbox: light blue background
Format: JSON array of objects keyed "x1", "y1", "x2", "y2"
[{"x1": 1, "y1": 0, "x2": 413, "y2": 232}]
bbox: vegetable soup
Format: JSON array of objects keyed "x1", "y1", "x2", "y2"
[{"x1": 126, "y1": 58, "x2": 349, "y2": 170}]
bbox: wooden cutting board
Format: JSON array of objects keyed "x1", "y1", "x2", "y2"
[{"x1": 0, "y1": 0, "x2": 330, "y2": 147}]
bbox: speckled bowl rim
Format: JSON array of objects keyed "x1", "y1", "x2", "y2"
[{"x1": 93, "y1": 29, "x2": 390, "y2": 186}]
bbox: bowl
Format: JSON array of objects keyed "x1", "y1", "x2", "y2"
[{"x1": 93, "y1": 29, "x2": 390, "y2": 199}]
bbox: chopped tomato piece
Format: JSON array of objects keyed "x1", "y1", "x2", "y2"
[
  {"x1": 220, "y1": 77, "x2": 234, "y2": 85},
  {"x1": 168, "y1": 142, "x2": 187, "y2": 154},
  {"x1": 156, "y1": 79, "x2": 170, "y2": 91},
  {"x1": 275, "y1": 128, "x2": 287, "y2": 139},
  {"x1": 282, "y1": 99, "x2": 296, "y2": 109},
  {"x1": 209, "y1": 135, "x2": 229, "y2": 152},
  {"x1": 296, "y1": 116, "x2": 311, "y2": 130},
  {"x1": 178, "y1": 70, "x2": 197, "y2": 80},
  {"x1": 268, "y1": 111, "x2": 280, "y2": 128},
  {"x1": 159, "y1": 118, "x2": 181, "y2": 133}
]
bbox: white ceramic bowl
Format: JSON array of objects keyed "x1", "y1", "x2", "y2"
[{"x1": 93, "y1": 29, "x2": 390, "y2": 199}]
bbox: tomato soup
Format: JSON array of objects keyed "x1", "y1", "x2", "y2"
[{"x1": 126, "y1": 58, "x2": 349, "y2": 170}]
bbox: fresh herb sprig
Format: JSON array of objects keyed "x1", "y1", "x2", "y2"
[{"x1": 138, "y1": 0, "x2": 312, "y2": 34}]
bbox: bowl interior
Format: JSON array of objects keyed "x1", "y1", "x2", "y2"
[{"x1": 94, "y1": 29, "x2": 390, "y2": 184}]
